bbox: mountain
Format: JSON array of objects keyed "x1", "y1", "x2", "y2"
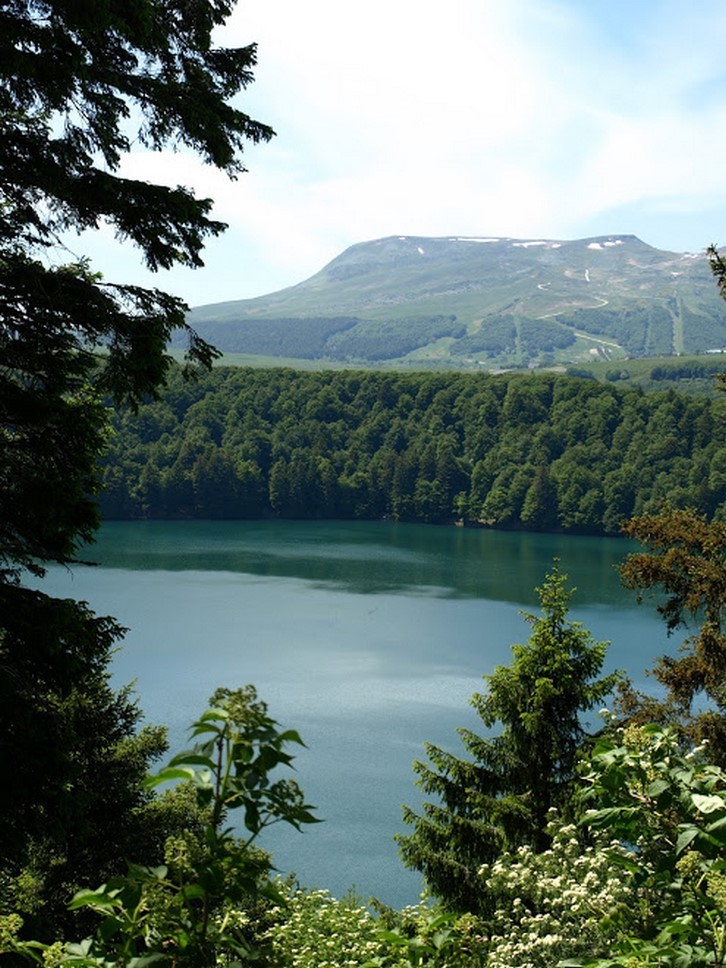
[{"x1": 185, "y1": 235, "x2": 726, "y2": 368}]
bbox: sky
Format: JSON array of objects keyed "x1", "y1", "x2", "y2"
[{"x1": 69, "y1": 0, "x2": 726, "y2": 307}]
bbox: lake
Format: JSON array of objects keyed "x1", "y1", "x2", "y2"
[{"x1": 34, "y1": 519, "x2": 673, "y2": 908}]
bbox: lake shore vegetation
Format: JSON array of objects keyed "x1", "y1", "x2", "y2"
[
  {"x1": 6, "y1": 681, "x2": 725, "y2": 966},
  {"x1": 100, "y1": 365, "x2": 726, "y2": 536}
]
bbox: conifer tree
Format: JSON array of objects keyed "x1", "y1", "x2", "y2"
[
  {"x1": 397, "y1": 563, "x2": 619, "y2": 915},
  {"x1": 618, "y1": 508, "x2": 726, "y2": 763},
  {"x1": 0, "y1": 0, "x2": 272, "y2": 936}
]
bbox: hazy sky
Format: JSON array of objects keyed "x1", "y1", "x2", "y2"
[{"x1": 69, "y1": 0, "x2": 726, "y2": 307}]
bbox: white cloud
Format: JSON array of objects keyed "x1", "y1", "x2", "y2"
[{"x1": 68, "y1": 0, "x2": 726, "y2": 304}]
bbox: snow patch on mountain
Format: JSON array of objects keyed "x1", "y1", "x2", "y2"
[
  {"x1": 588, "y1": 239, "x2": 625, "y2": 250},
  {"x1": 451, "y1": 237, "x2": 500, "y2": 243}
]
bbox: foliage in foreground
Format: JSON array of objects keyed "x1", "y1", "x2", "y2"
[
  {"x1": 1, "y1": 0, "x2": 271, "y2": 938},
  {"x1": 619, "y1": 508, "x2": 726, "y2": 763},
  {"x1": 268, "y1": 724, "x2": 726, "y2": 968},
  {"x1": 572, "y1": 723, "x2": 726, "y2": 966},
  {"x1": 1, "y1": 686, "x2": 318, "y2": 966},
  {"x1": 398, "y1": 563, "x2": 619, "y2": 916},
  {"x1": 265, "y1": 886, "x2": 387, "y2": 967},
  {"x1": 3, "y1": 685, "x2": 726, "y2": 966}
]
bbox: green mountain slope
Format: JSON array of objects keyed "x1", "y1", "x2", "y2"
[{"x1": 186, "y1": 235, "x2": 726, "y2": 368}]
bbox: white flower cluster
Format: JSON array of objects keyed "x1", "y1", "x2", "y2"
[
  {"x1": 480, "y1": 816, "x2": 636, "y2": 967},
  {"x1": 265, "y1": 887, "x2": 386, "y2": 968}
]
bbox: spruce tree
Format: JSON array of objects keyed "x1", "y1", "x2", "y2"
[
  {"x1": 618, "y1": 508, "x2": 726, "y2": 763},
  {"x1": 397, "y1": 562, "x2": 619, "y2": 915},
  {"x1": 0, "y1": 0, "x2": 271, "y2": 936}
]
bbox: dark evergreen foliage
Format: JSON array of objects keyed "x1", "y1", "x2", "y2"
[
  {"x1": 100, "y1": 367, "x2": 726, "y2": 534},
  {"x1": 650, "y1": 360, "x2": 726, "y2": 381},
  {"x1": 177, "y1": 316, "x2": 362, "y2": 358},
  {"x1": 325, "y1": 315, "x2": 466, "y2": 361},
  {"x1": 617, "y1": 509, "x2": 726, "y2": 763},
  {"x1": 0, "y1": 0, "x2": 270, "y2": 937},
  {"x1": 557, "y1": 303, "x2": 678, "y2": 356},
  {"x1": 396, "y1": 565, "x2": 618, "y2": 915},
  {"x1": 1, "y1": 0, "x2": 273, "y2": 575},
  {"x1": 449, "y1": 315, "x2": 517, "y2": 356}
]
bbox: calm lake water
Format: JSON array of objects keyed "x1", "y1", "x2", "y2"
[{"x1": 35, "y1": 520, "x2": 674, "y2": 907}]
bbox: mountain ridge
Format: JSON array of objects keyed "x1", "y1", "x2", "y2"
[{"x1": 185, "y1": 234, "x2": 726, "y2": 367}]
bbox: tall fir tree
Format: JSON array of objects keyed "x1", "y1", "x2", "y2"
[
  {"x1": 397, "y1": 563, "x2": 619, "y2": 915},
  {"x1": 0, "y1": 0, "x2": 271, "y2": 938}
]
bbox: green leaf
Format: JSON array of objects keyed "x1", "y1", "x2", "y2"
[
  {"x1": 675, "y1": 825, "x2": 700, "y2": 855},
  {"x1": 195, "y1": 707, "x2": 229, "y2": 724},
  {"x1": 646, "y1": 777, "x2": 670, "y2": 799},
  {"x1": 65, "y1": 939, "x2": 96, "y2": 957},
  {"x1": 376, "y1": 929, "x2": 408, "y2": 946},
  {"x1": 277, "y1": 728, "x2": 306, "y2": 746},
  {"x1": 704, "y1": 814, "x2": 726, "y2": 835},
  {"x1": 180, "y1": 883, "x2": 206, "y2": 901},
  {"x1": 692, "y1": 793, "x2": 726, "y2": 814},
  {"x1": 244, "y1": 803, "x2": 260, "y2": 833},
  {"x1": 167, "y1": 751, "x2": 216, "y2": 769},
  {"x1": 143, "y1": 766, "x2": 197, "y2": 788},
  {"x1": 583, "y1": 805, "x2": 640, "y2": 828},
  {"x1": 190, "y1": 722, "x2": 225, "y2": 738}
]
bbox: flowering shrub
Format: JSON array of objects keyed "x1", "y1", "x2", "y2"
[
  {"x1": 365, "y1": 903, "x2": 487, "y2": 967},
  {"x1": 266, "y1": 890, "x2": 489, "y2": 968},
  {"x1": 574, "y1": 723, "x2": 726, "y2": 967},
  {"x1": 384, "y1": 725, "x2": 726, "y2": 967},
  {"x1": 265, "y1": 887, "x2": 387, "y2": 967},
  {"x1": 5, "y1": 700, "x2": 724, "y2": 968},
  {"x1": 480, "y1": 816, "x2": 636, "y2": 967}
]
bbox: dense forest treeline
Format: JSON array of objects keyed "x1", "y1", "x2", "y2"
[{"x1": 101, "y1": 367, "x2": 726, "y2": 534}]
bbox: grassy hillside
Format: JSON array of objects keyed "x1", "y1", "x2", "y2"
[
  {"x1": 565, "y1": 354, "x2": 726, "y2": 395},
  {"x1": 184, "y1": 235, "x2": 726, "y2": 368},
  {"x1": 170, "y1": 350, "x2": 726, "y2": 398}
]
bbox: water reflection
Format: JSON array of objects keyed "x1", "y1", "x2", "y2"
[
  {"x1": 34, "y1": 519, "x2": 672, "y2": 908},
  {"x1": 89, "y1": 519, "x2": 636, "y2": 604}
]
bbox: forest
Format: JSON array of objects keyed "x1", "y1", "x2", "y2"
[
  {"x1": 3, "y1": 0, "x2": 726, "y2": 964},
  {"x1": 101, "y1": 366, "x2": 726, "y2": 535}
]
